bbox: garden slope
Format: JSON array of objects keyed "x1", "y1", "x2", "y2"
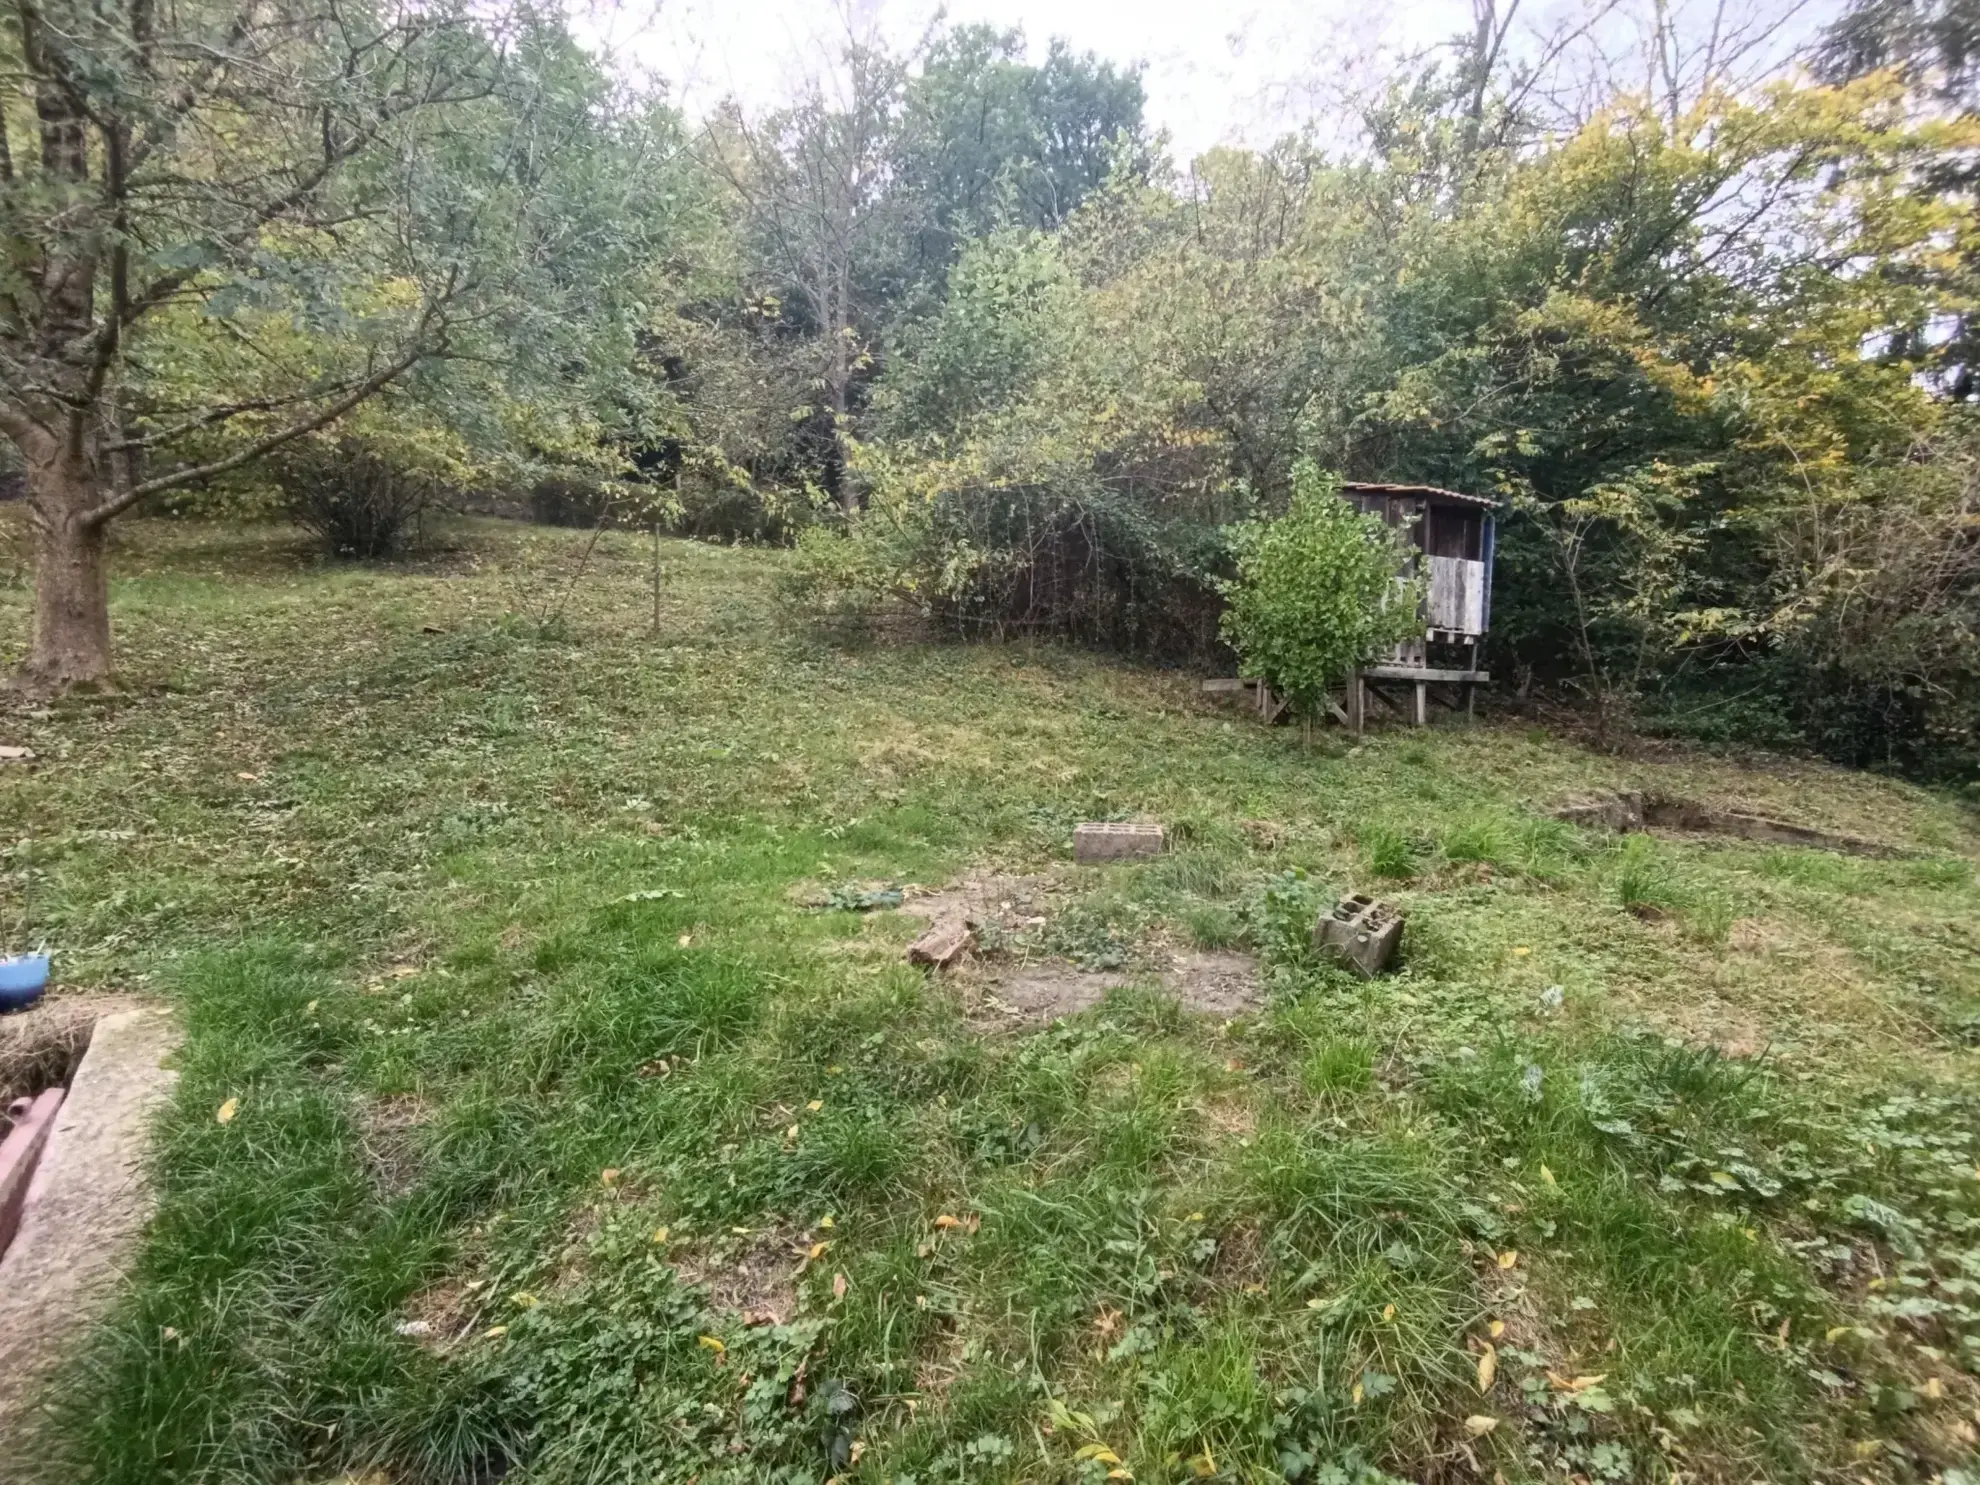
[{"x1": 0, "y1": 516, "x2": 1975, "y2": 1485}]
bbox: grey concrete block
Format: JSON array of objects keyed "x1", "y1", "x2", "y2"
[
  {"x1": 1313, "y1": 895, "x2": 1405, "y2": 976},
  {"x1": 1074, "y1": 822, "x2": 1165, "y2": 863}
]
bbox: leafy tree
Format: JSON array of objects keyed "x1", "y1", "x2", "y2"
[
  {"x1": 896, "y1": 27, "x2": 1147, "y2": 271},
  {"x1": 708, "y1": 44, "x2": 909, "y2": 513},
  {"x1": 0, "y1": 0, "x2": 669, "y2": 685},
  {"x1": 1218, "y1": 463, "x2": 1421, "y2": 724}
]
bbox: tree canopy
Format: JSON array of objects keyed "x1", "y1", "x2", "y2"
[{"x1": 5, "y1": 0, "x2": 1977, "y2": 777}]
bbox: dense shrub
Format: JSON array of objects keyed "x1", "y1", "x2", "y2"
[
  {"x1": 787, "y1": 477, "x2": 1234, "y2": 660},
  {"x1": 528, "y1": 478, "x2": 614, "y2": 529},
  {"x1": 279, "y1": 441, "x2": 440, "y2": 559},
  {"x1": 1218, "y1": 464, "x2": 1422, "y2": 720}
]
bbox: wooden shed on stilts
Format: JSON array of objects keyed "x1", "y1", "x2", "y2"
[
  {"x1": 1338, "y1": 482, "x2": 1496, "y2": 732},
  {"x1": 1204, "y1": 480, "x2": 1499, "y2": 732}
]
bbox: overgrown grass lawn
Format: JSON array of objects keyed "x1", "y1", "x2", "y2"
[{"x1": 4, "y1": 517, "x2": 1978, "y2": 1485}]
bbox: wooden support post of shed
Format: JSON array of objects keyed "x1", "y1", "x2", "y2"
[
  {"x1": 1412, "y1": 680, "x2": 1428, "y2": 727},
  {"x1": 1345, "y1": 673, "x2": 1364, "y2": 734}
]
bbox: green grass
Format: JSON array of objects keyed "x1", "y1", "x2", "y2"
[{"x1": 2, "y1": 517, "x2": 1978, "y2": 1485}]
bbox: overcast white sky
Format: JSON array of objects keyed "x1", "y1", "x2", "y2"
[
  {"x1": 577, "y1": 0, "x2": 1840, "y2": 163},
  {"x1": 581, "y1": 0, "x2": 1495, "y2": 161}
]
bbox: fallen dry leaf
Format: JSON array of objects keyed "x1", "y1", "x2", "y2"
[
  {"x1": 1496, "y1": 1250, "x2": 1519, "y2": 1270},
  {"x1": 933, "y1": 1213, "x2": 962, "y2": 1229},
  {"x1": 216, "y1": 1097, "x2": 239, "y2": 1125},
  {"x1": 600, "y1": 1168, "x2": 621, "y2": 1187},
  {"x1": 1464, "y1": 1414, "x2": 1499, "y2": 1437},
  {"x1": 1477, "y1": 1343, "x2": 1497, "y2": 1392},
  {"x1": 1488, "y1": 1319, "x2": 1506, "y2": 1339},
  {"x1": 832, "y1": 1271, "x2": 848, "y2": 1299}
]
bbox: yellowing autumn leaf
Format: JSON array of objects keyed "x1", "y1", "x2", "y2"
[
  {"x1": 1464, "y1": 1414, "x2": 1499, "y2": 1437},
  {"x1": 651, "y1": 1227, "x2": 670, "y2": 1244},
  {"x1": 1540, "y1": 1164, "x2": 1556, "y2": 1186},
  {"x1": 1351, "y1": 1381, "x2": 1365, "y2": 1405},
  {"x1": 1924, "y1": 1376, "x2": 1945, "y2": 1400},
  {"x1": 1497, "y1": 1250, "x2": 1519, "y2": 1269},
  {"x1": 600, "y1": 1168, "x2": 621, "y2": 1187},
  {"x1": 1107, "y1": 1471, "x2": 1134, "y2": 1482},
  {"x1": 1488, "y1": 1319, "x2": 1506, "y2": 1339},
  {"x1": 696, "y1": 1335, "x2": 726, "y2": 1353},
  {"x1": 1512, "y1": 946, "x2": 1531, "y2": 956},
  {"x1": 1477, "y1": 1343, "x2": 1497, "y2": 1392},
  {"x1": 482, "y1": 1325, "x2": 508, "y2": 1339},
  {"x1": 1074, "y1": 1445, "x2": 1121, "y2": 1464},
  {"x1": 1381, "y1": 1303, "x2": 1396, "y2": 1322},
  {"x1": 934, "y1": 1214, "x2": 962, "y2": 1229},
  {"x1": 216, "y1": 1097, "x2": 239, "y2": 1124},
  {"x1": 510, "y1": 1291, "x2": 539, "y2": 1309},
  {"x1": 808, "y1": 1241, "x2": 828, "y2": 1260},
  {"x1": 819, "y1": 1214, "x2": 835, "y2": 1229},
  {"x1": 807, "y1": 1099, "x2": 823, "y2": 1112}
]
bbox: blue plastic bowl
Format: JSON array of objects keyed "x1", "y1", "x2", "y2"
[{"x1": 0, "y1": 954, "x2": 51, "y2": 1011}]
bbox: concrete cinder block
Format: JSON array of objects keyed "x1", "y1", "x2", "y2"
[
  {"x1": 1313, "y1": 895, "x2": 1405, "y2": 976},
  {"x1": 1074, "y1": 822, "x2": 1165, "y2": 864}
]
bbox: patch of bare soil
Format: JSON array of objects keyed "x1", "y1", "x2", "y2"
[
  {"x1": 1555, "y1": 790, "x2": 1918, "y2": 858},
  {"x1": 671, "y1": 1227, "x2": 807, "y2": 1326},
  {"x1": 1167, "y1": 951, "x2": 1264, "y2": 1016},
  {"x1": 956, "y1": 949, "x2": 1265, "y2": 1027},
  {"x1": 399, "y1": 1277, "x2": 488, "y2": 1352},
  {"x1": 901, "y1": 872, "x2": 1059, "y2": 932},
  {"x1": 965, "y1": 962, "x2": 1126, "y2": 1024},
  {"x1": 358, "y1": 1093, "x2": 431, "y2": 1197}
]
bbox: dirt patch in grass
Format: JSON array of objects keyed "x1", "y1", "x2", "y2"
[
  {"x1": 965, "y1": 962, "x2": 1127, "y2": 1024},
  {"x1": 955, "y1": 949, "x2": 1264, "y2": 1026},
  {"x1": 1167, "y1": 950, "x2": 1264, "y2": 1016},
  {"x1": 399, "y1": 1278, "x2": 488, "y2": 1352},
  {"x1": 670, "y1": 1227, "x2": 805, "y2": 1325},
  {"x1": 902, "y1": 873, "x2": 1059, "y2": 932},
  {"x1": 1555, "y1": 790, "x2": 1921, "y2": 858},
  {"x1": 357, "y1": 1093, "x2": 431, "y2": 1197}
]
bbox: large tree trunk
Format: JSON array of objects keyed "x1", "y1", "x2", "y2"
[{"x1": 20, "y1": 457, "x2": 113, "y2": 689}]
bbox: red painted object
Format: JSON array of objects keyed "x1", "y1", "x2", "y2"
[{"x1": 0, "y1": 1088, "x2": 65, "y2": 1258}]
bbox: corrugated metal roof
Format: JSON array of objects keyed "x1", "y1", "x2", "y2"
[{"x1": 1340, "y1": 481, "x2": 1498, "y2": 510}]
